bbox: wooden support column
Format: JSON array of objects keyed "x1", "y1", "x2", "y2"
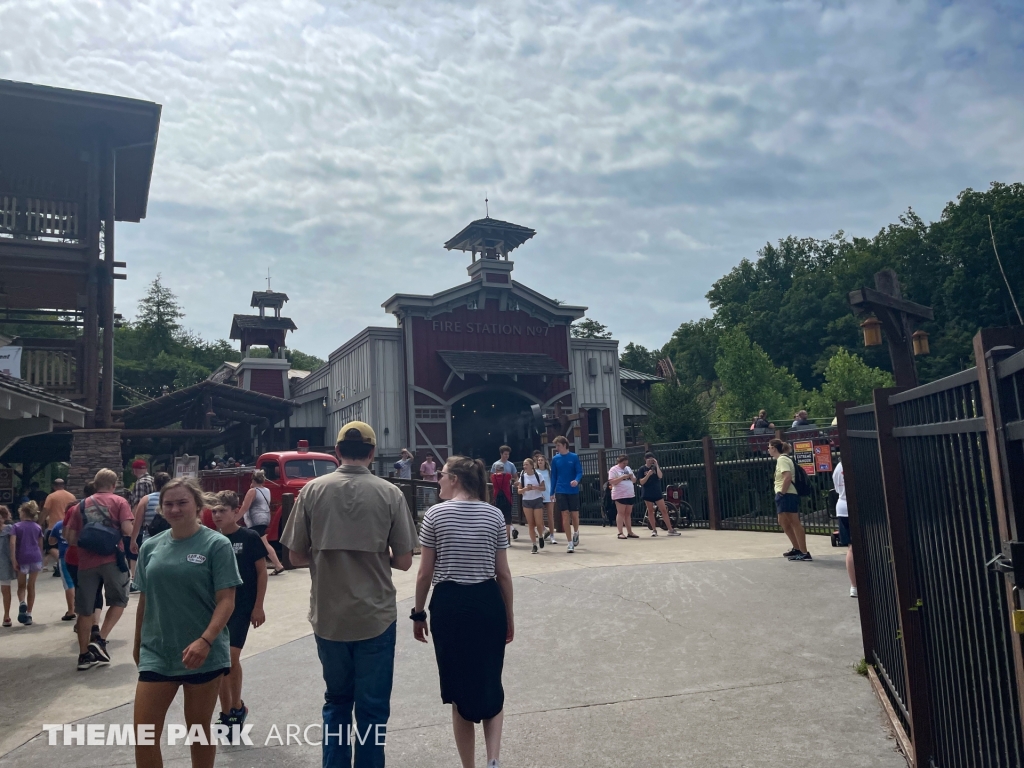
[
  {"x1": 83, "y1": 143, "x2": 101, "y2": 426},
  {"x1": 834, "y1": 400, "x2": 878, "y2": 666},
  {"x1": 702, "y1": 435, "x2": 721, "y2": 530},
  {"x1": 873, "y1": 387, "x2": 934, "y2": 767},
  {"x1": 100, "y1": 144, "x2": 116, "y2": 428}
]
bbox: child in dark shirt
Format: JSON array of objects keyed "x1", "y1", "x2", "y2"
[{"x1": 210, "y1": 491, "x2": 267, "y2": 727}]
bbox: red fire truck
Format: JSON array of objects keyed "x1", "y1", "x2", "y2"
[{"x1": 199, "y1": 441, "x2": 338, "y2": 550}]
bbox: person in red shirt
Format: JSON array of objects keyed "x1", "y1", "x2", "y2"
[
  {"x1": 65, "y1": 469, "x2": 135, "y2": 671},
  {"x1": 490, "y1": 464, "x2": 514, "y2": 546}
]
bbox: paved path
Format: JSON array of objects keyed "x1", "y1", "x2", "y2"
[{"x1": 1, "y1": 527, "x2": 905, "y2": 766}]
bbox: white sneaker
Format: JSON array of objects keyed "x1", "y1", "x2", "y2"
[
  {"x1": 547, "y1": 535, "x2": 557, "y2": 544},
  {"x1": 651, "y1": 530, "x2": 658, "y2": 537},
  {"x1": 487, "y1": 760, "x2": 499, "y2": 768},
  {"x1": 667, "y1": 530, "x2": 681, "y2": 536},
  {"x1": 566, "y1": 542, "x2": 574, "y2": 554},
  {"x1": 572, "y1": 530, "x2": 579, "y2": 546},
  {"x1": 850, "y1": 586, "x2": 858, "y2": 598}
]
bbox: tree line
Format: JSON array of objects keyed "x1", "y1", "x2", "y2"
[{"x1": 600, "y1": 182, "x2": 1024, "y2": 442}]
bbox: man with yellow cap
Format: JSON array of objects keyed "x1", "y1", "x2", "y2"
[{"x1": 281, "y1": 421, "x2": 418, "y2": 768}]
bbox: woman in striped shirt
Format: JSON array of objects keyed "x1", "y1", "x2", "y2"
[{"x1": 413, "y1": 456, "x2": 514, "y2": 768}]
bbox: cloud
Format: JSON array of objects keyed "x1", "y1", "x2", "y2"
[{"x1": 1, "y1": 0, "x2": 1022, "y2": 353}]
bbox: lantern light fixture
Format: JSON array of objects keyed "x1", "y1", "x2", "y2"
[
  {"x1": 912, "y1": 329, "x2": 930, "y2": 356},
  {"x1": 860, "y1": 317, "x2": 883, "y2": 347}
]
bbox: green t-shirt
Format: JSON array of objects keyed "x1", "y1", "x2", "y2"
[{"x1": 135, "y1": 525, "x2": 242, "y2": 677}]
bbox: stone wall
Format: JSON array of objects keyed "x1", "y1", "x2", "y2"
[{"x1": 67, "y1": 429, "x2": 123, "y2": 495}]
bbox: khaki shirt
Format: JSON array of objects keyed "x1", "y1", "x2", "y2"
[{"x1": 281, "y1": 464, "x2": 418, "y2": 642}]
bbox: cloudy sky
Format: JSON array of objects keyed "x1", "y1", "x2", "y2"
[{"x1": 2, "y1": 0, "x2": 1022, "y2": 358}]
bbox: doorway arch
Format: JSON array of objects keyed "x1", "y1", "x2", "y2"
[{"x1": 450, "y1": 388, "x2": 540, "y2": 462}]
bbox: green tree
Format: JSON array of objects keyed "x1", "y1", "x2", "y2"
[
  {"x1": 714, "y1": 328, "x2": 806, "y2": 424},
  {"x1": 641, "y1": 379, "x2": 711, "y2": 442},
  {"x1": 661, "y1": 318, "x2": 722, "y2": 390},
  {"x1": 806, "y1": 349, "x2": 894, "y2": 418},
  {"x1": 619, "y1": 342, "x2": 659, "y2": 374},
  {"x1": 570, "y1": 317, "x2": 612, "y2": 339}
]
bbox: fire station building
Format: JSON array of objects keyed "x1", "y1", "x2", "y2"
[{"x1": 288, "y1": 217, "x2": 660, "y2": 463}]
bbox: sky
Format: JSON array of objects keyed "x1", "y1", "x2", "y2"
[{"x1": 2, "y1": 0, "x2": 1023, "y2": 360}]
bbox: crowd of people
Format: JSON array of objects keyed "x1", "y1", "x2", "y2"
[{"x1": 0, "y1": 420, "x2": 858, "y2": 768}]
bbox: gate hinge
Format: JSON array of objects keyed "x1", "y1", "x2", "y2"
[{"x1": 987, "y1": 541, "x2": 1024, "y2": 585}]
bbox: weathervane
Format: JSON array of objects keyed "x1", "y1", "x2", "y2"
[{"x1": 485, "y1": 195, "x2": 489, "y2": 218}]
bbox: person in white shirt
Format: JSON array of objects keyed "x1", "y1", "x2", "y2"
[
  {"x1": 517, "y1": 459, "x2": 546, "y2": 554},
  {"x1": 833, "y1": 461, "x2": 856, "y2": 597},
  {"x1": 532, "y1": 452, "x2": 557, "y2": 545},
  {"x1": 608, "y1": 455, "x2": 638, "y2": 539}
]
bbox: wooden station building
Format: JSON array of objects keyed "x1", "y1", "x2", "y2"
[{"x1": 287, "y1": 217, "x2": 661, "y2": 464}]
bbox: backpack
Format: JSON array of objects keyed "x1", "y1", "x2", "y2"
[
  {"x1": 147, "y1": 513, "x2": 171, "y2": 537},
  {"x1": 791, "y1": 462, "x2": 812, "y2": 497},
  {"x1": 76, "y1": 499, "x2": 122, "y2": 556}
]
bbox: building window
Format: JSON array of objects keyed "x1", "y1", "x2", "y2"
[
  {"x1": 415, "y1": 407, "x2": 446, "y2": 421},
  {"x1": 624, "y1": 416, "x2": 646, "y2": 447},
  {"x1": 588, "y1": 409, "x2": 601, "y2": 447}
]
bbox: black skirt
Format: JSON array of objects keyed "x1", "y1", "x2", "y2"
[{"x1": 429, "y1": 579, "x2": 507, "y2": 723}]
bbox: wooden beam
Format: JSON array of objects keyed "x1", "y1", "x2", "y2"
[
  {"x1": 120, "y1": 429, "x2": 223, "y2": 439},
  {"x1": 848, "y1": 287, "x2": 934, "y2": 321}
]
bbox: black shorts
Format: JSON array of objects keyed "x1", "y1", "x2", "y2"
[
  {"x1": 838, "y1": 516, "x2": 851, "y2": 546},
  {"x1": 123, "y1": 536, "x2": 137, "y2": 562},
  {"x1": 227, "y1": 606, "x2": 254, "y2": 649},
  {"x1": 556, "y1": 493, "x2": 580, "y2": 513},
  {"x1": 776, "y1": 492, "x2": 800, "y2": 514},
  {"x1": 138, "y1": 667, "x2": 229, "y2": 685},
  {"x1": 250, "y1": 524, "x2": 268, "y2": 538},
  {"x1": 494, "y1": 496, "x2": 512, "y2": 526},
  {"x1": 614, "y1": 496, "x2": 636, "y2": 506}
]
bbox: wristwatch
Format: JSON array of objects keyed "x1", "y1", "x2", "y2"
[{"x1": 410, "y1": 608, "x2": 427, "y2": 622}]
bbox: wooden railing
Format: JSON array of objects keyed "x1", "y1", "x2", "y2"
[
  {"x1": 0, "y1": 194, "x2": 83, "y2": 242},
  {"x1": 21, "y1": 345, "x2": 78, "y2": 395}
]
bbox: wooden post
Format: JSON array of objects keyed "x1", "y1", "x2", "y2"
[
  {"x1": 834, "y1": 400, "x2": 877, "y2": 666},
  {"x1": 83, "y1": 143, "x2": 101, "y2": 426},
  {"x1": 973, "y1": 326, "x2": 1024, "y2": 734},
  {"x1": 873, "y1": 387, "x2": 934, "y2": 767},
  {"x1": 702, "y1": 435, "x2": 721, "y2": 530},
  {"x1": 100, "y1": 144, "x2": 115, "y2": 428}
]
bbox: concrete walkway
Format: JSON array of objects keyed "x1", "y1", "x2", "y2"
[{"x1": 1, "y1": 527, "x2": 905, "y2": 767}]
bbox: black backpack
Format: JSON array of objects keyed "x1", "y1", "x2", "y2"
[{"x1": 791, "y1": 462, "x2": 812, "y2": 497}]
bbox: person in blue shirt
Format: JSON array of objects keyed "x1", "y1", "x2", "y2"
[
  {"x1": 48, "y1": 520, "x2": 76, "y2": 621},
  {"x1": 548, "y1": 436, "x2": 583, "y2": 553}
]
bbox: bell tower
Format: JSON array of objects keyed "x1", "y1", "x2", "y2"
[{"x1": 444, "y1": 216, "x2": 536, "y2": 286}]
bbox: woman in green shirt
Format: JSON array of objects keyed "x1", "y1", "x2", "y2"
[
  {"x1": 133, "y1": 478, "x2": 241, "y2": 768},
  {"x1": 768, "y1": 439, "x2": 811, "y2": 561}
]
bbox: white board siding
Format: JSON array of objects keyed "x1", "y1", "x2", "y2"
[
  {"x1": 569, "y1": 339, "x2": 623, "y2": 448},
  {"x1": 319, "y1": 327, "x2": 407, "y2": 455}
]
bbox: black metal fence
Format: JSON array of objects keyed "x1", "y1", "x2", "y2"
[{"x1": 839, "y1": 329, "x2": 1024, "y2": 767}]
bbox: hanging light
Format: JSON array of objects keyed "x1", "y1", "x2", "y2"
[
  {"x1": 860, "y1": 317, "x2": 882, "y2": 347},
  {"x1": 912, "y1": 330, "x2": 930, "y2": 356}
]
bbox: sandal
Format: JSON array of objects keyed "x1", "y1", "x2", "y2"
[
  {"x1": 270, "y1": 567, "x2": 285, "y2": 576},
  {"x1": 2, "y1": 619, "x2": 11, "y2": 627},
  {"x1": 627, "y1": 533, "x2": 639, "y2": 538},
  {"x1": 617, "y1": 534, "x2": 628, "y2": 539},
  {"x1": 61, "y1": 613, "x2": 76, "y2": 621}
]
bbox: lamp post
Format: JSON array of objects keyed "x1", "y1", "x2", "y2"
[{"x1": 848, "y1": 269, "x2": 933, "y2": 388}]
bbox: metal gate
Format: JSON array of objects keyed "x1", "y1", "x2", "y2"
[{"x1": 838, "y1": 326, "x2": 1024, "y2": 767}]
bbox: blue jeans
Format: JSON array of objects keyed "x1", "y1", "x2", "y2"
[{"x1": 315, "y1": 622, "x2": 396, "y2": 768}]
